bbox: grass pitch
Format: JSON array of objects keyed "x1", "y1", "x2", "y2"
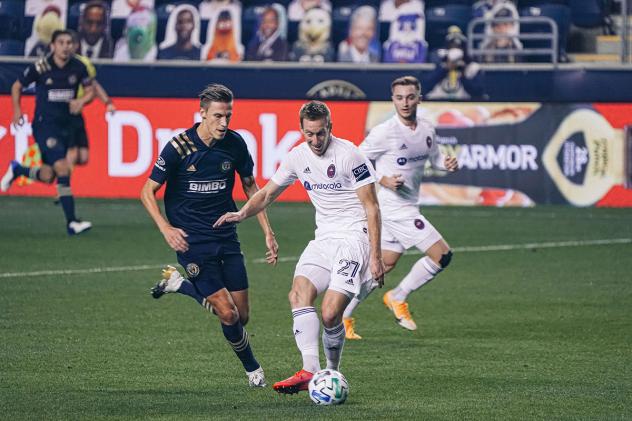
[{"x1": 0, "y1": 197, "x2": 631, "y2": 420}]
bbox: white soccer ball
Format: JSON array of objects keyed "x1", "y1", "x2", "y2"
[{"x1": 308, "y1": 369, "x2": 349, "y2": 405}]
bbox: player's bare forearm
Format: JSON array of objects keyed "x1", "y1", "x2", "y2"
[
  {"x1": 80, "y1": 83, "x2": 96, "y2": 105},
  {"x1": 241, "y1": 175, "x2": 279, "y2": 264},
  {"x1": 11, "y1": 81, "x2": 23, "y2": 125},
  {"x1": 140, "y1": 180, "x2": 170, "y2": 232},
  {"x1": 214, "y1": 181, "x2": 285, "y2": 228},
  {"x1": 70, "y1": 84, "x2": 95, "y2": 114},
  {"x1": 357, "y1": 183, "x2": 385, "y2": 283},
  {"x1": 94, "y1": 81, "x2": 113, "y2": 107},
  {"x1": 241, "y1": 176, "x2": 274, "y2": 236},
  {"x1": 140, "y1": 179, "x2": 189, "y2": 252},
  {"x1": 239, "y1": 181, "x2": 284, "y2": 220},
  {"x1": 365, "y1": 199, "x2": 382, "y2": 260}
]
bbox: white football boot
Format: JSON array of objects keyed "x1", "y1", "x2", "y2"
[
  {"x1": 150, "y1": 265, "x2": 184, "y2": 299},
  {"x1": 247, "y1": 367, "x2": 267, "y2": 387}
]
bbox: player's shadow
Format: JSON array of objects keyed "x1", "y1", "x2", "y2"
[{"x1": 85, "y1": 387, "x2": 337, "y2": 416}]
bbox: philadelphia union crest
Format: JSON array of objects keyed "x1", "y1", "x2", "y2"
[
  {"x1": 186, "y1": 263, "x2": 200, "y2": 277},
  {"x1": 414, "y1": 219, "x2": 425, "y2": 230},
  {"x1": 221, "y1": 161, "x2": 232, "y2": 172},
  {"x1": 426, "y1": 136, "x2": 432, "y2": 148}
]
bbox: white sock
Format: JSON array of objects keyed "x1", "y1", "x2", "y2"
[
  {"x1": 322, "y1": 323, "x2": 345, "y2": 370},
  {"x1": 391, "y1": 257, "x2": 441, "y2": 302},
  {"x1": 342, "y1": 297, "x2": 361, "y2": 318},
  {"x1": 291, "y1": 307, "x2": 320, "y2": 373}
]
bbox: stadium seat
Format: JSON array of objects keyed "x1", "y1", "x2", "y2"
[
  {"x1": 155, "y1": 4, "x2": 173, "y2": 46},
  {"x1": 242, "y1": 6, "x2": 260, "y2": 49},
  {"x1": 378, "y1": 21, "x2": 390, "y2": 44},
  {"x1": 425, "y1": 5, "x2": 471, "y2": 51},
  {"x1": 425, "y1": 0, "x2": 470, "y2": 7},
  {"x1": 243, "y1": 0, "x2": 292, "y2": 7},
  {"x1": 67, "y1": 2, "x2": 83, "y2": 31},
  {"x1": 569, "y1": 0, "x2": 606, "y2": 28},
  {"x1": 155, "y1": 0, "x2": 201, "y2": 6},
  {"x1": 111, "y1": 18, "x2": 126, "y2": 42},
  {"x1": 287, "y1": 20, "x2": 299, "y2": 45},
  {"x1": 0, "y1": 0, "x2": 24, "y2": 40},
  {"x1": 520, "y1": 4, "x2": 571, "y2": 62},
  {"x1": 518, "y1": 0, "x2": 569, "y2": 7},
  {"x1": 0, "y1": 39, "x2": 25, "y2": 56}
]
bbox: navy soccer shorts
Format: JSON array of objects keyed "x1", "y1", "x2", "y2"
[
  {"x1": 67, "y1": 116, "x2": 89, "y2": 149},
  {"x1": 32, "y1": 120, "x2": 70, "y2": 166},
  {"x1": 176, "y1": 239, "x2": 249, "y2": 297}
]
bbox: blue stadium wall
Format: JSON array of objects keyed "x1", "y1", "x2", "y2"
[{"x1": 1, "y1": 60, "x2": 632, "y2": 101}]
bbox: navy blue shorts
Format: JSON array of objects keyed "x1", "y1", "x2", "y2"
[
  {"x1": 176, "y1": 239, "x2": 249, "y2": 297},
  {"x1": 32, "y1": 120, "x2": 70, "y2": 166},
  {"x1": 67, "y1": 116, "x2": 89, "y2": 149}
]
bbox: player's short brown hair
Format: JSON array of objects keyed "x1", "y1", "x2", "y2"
[
  {"x1": 199, "y1": 84, "x2": 233, "y2": 109},
  {"x1": 51, "y1": 29, "x2": 73, "y2": 44},
  {"x1": 391, "y1": 76, "x2": 421, "y2": 94},
  {"x1": 299, "y1": 101, "x2": 331, "y2": 129}
]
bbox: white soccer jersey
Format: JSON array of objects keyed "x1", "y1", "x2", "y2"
[
  {"x1": 360, "y1": 114, "x2": 446, "y2": 214},
  {"x1": 271, "y1": 136, "x2": 376, "y2": 241}
]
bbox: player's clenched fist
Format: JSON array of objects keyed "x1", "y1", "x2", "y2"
[
  {"x1": 379, "y1": 174, "x2": 404, "y2": 191},
  {"x1": 371, "y1": 256, "x2": 386, "y2": 288},
  {"x1": 444, "y1": 156, "x2": 459, "y2": 172}
]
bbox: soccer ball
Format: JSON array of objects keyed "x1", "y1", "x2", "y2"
[{"x1": 308, "y1": 369, "x2": 349, "y2": 405}]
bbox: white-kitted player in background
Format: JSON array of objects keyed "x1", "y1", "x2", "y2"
[{"x1": 343, "y1": 75, "x2": 459, "y2": 338}]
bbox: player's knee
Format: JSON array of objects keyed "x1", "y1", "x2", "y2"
[
  {"x1": 215, "y1": 305, "x2": 239, "y2": 325},
  {"x1": 439, "y1": 250, "x2": 453, "y2": 269},
  {"x1": 384, "y1": 263, "x2": 396, "y2": 273},
  {"x1": 321, "y1": 308, "x2": 342, "y2": 328},
  {"x1": 239, "y1": 312, "x2": 249, "y2": 326},
  {"x1": 288, "y1": 287, "x2": 309, "y2": 308},
  {"x1": 39, "y1": 167, "x2": 55, "y2": 183}
]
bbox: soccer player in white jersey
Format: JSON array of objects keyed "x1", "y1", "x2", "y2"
[
  {"x1": 342, "y1": 75, "x2": 458, "y2": 338},
  {"x1": 215, "y1": 100, "x2": 385, "y2": 394}
]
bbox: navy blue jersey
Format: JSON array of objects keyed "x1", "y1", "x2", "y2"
[
  {"x1": 18, "y1": 55, "x2": 92, "y2": 123},
  {"x1": 149, "y1": 124, "x2": 254, "y2": 243}
]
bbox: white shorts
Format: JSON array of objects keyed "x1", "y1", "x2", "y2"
[
  {"x1": 381, "y1": 208, "x2": 443, "y2": 254},
  {"x1": 294, "y1": 237, "x2": 374, "y2": 299}
]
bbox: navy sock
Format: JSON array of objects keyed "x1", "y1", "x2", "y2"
[
  {"x1": 57, "y1": 176, "x2": 76, "y2": 223},
  {"x1": 13, "y1": 164, "x2": 34, "y2": 178},
  {"x1": 177, "y1": 280, "x2": 205, "y2": 306},
  {"x1": 221, "y1": 321, "x2": 260, "y2": 372}
]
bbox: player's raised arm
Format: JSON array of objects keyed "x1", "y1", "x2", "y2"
[
  {"x1": 240, "y1": 174, "x2": 279, "y2": 265},
  {"x1": 214, "y1": 180, "x2": 286, "y2": 228},
  {"x1": 356, "y1": 183, "x2": 386, "y2": 286}
]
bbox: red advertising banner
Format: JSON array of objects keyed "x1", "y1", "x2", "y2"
[
  {"x1": 0, "y1": 96, "x2": 369, "y2": 201},
  {"x1": 2, "y1": 96, "x2": 631, "y2": 206}
]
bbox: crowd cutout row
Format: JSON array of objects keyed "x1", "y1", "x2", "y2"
[{"x1": 18, "y1": 0, "x2": 523, "y2": 63}]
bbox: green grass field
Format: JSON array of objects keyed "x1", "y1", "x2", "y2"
[{"x1": 1, "y1": 197, "x2": 631, "y2": 420}]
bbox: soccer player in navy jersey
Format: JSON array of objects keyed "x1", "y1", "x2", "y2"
[
  {"x1": 2, "y1": 30, "x2": 94, "y2": 235},
  {"x1": 140, "y1": 84, "x2": 278, "y2": 387}
]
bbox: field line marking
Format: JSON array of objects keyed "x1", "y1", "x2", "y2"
[
  {"x1": 252, "y1": 238, "x2": 632, "y2": 263},
  {"x1": 2, "y1": 238, "x2": 629, "y2": 279}
]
